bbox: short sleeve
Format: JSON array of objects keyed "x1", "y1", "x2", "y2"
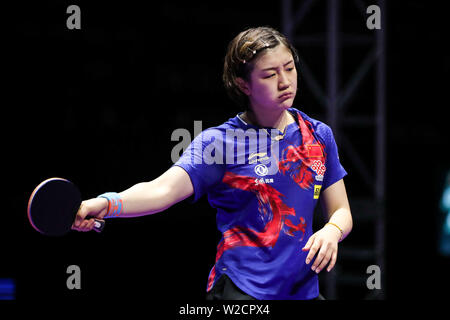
[
  {"x1": 172, "y1": 129, "x2": 226, "y2": 203},
  {"x1": 321, "y1": 125, "x2": 347, "y2": 190}
]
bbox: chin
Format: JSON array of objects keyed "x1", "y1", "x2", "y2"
[
  {"x1": 279, "y1": 100, "x2": 294, "y2": 110},
  {"x1": 258, "y1": 100, "x2": 294, "y2": 112}
]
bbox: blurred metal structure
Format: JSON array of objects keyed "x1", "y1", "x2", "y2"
[{"x1": 282, "y1": 0, "x2": 386, "y2": 299}]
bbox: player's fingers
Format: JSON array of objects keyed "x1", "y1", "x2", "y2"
[
  {"x1": 73, "y1": 210, "x2": 84, "y2": 228},
  {"x1": 310, "y1": 245, "x2": 324, "y2": 271},
  {"x1": 87, "y1": 218, "x2": 97, "y2": 231},
  {"x1": 71, "y1": 219, "x2": 82, "y2": 231},
  {"x1": 315, "y1": 248, "x2": 333, "y2": 273},
  {"x1": 327, "y1": 249, "x2": 338, "y2": 272},
  {"x1": 302, "y1": 234, "x2": 315, "y2": 252},
  {"x1": 305, "y1": 238, "x2": 321, "y2": 265},
  {"x1": 78, "y1": 219, "x2": 91, "y2": 232},
  {"x1": 72, "y1": 217, "x2": 96, "y2": 232},
  {"x1": 85, "y1": 218, "x2": 95, "y2": 231},
  {"x1": 73, "y1": 202, "x2": 89, "y2": 228},
  {"x1": 71, "y1": 223, "x2": 83, "y2": 232}
]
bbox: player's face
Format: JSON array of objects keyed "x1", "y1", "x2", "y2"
[{"x1": 244, "y1": 44, "x2": 297, "y2": 114}]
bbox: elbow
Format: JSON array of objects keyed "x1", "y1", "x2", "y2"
[
  {"x1": 147, "y1": 184, "x2": 173, "y2": 216},
  {"x1": 155, "y1": 185, "x2": 174, "y2": 212}
]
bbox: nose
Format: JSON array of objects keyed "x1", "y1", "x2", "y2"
[{"x1": 278, "y1": 70, "x2": 290, "y2": 90}]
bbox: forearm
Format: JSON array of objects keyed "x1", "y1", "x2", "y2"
[
  {"x1": 74, "y1": 167, "x2": 193, "y2": 231},
  {"x1": 327, "y1": 207, "x2": 352, "y2": 241},
  {"x1": 108, "y1": 166, "x2": 193, "y2": 218},
  {"x1": 116, "y1": 181, "x2": 173, "y2": 218}
]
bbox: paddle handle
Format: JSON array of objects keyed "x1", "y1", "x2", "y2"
[{"x1": 93, "y1": 219, "x2": 105, "y2": 233}]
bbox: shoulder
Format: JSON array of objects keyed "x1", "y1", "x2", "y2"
[
  {"x1": 214, "y1": 114, "x2": 243, "y2": 131},
  {"x1": 201, "y1": 114, "x2": 244, "y2": 135},
  {"x1": 193, "y1": 115, "x2": 242, "y2": 143},
  {"x1": 291, "y1": 108, "x2": 334, "y2": 144}
]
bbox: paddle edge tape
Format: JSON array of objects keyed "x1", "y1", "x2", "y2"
[{"x1": 27, "y1": 177, "x2": 71, "y2": 235}]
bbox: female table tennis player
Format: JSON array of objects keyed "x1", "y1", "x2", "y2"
[{"x1": 72, "y1": 26, "x2": 352, "y2": 300}]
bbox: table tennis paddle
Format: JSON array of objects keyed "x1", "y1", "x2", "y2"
[{"x1": 27, "y1": 177, "x2": 105, "y2": 236}]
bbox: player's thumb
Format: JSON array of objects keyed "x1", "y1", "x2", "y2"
[
  {"x1": 302, "y1": 235, "x2": 315, "y2": 251},
  {"x1": 73, "y1": 202, "x2": 89, "y2": 228}
]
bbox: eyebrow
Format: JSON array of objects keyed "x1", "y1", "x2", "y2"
[{"x1": 261, "y1": 59, "x2": 294, "y2": 72}]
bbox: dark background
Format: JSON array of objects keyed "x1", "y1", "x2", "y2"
[{"x1": 2, "y1": 0, "x2": 450, "y2": 309}]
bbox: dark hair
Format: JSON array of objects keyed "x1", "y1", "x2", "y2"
[{"x1": 223, "y1": 26, "x2": 299, "y2": 109}]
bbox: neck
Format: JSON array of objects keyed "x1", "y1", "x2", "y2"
[{"x1": 244, "y1": 108, "x2": 293, "y2": 132}]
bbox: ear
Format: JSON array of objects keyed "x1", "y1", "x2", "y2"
[{"x1": 235, "y1": 77, "x2": 251, "y2": 96}]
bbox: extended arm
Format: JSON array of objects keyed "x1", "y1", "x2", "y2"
[
  {"x1": 116, "y1": 166, "x2": 194, "y2": 217},
  {"x1": 72, "y1": 166, "x2": 193, "y2": 230}
]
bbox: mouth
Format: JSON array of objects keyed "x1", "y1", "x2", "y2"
[{"x1": 278, "y1": 92, "x2": 294, "y2": 100}]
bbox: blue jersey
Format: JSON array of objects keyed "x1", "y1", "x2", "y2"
[{"x1": 174, "y1": 108, "x2": 347, "y2": 300}]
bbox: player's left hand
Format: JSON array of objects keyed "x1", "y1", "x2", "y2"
[{"x1": 302, "y1": 224, "x2": 341, "y2": 273}]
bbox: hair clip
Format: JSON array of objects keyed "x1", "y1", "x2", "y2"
[
  {"x1": 243, "y1": 43, "x2": 270, "y2": 64},
  {"x1": 247, "y1": 47, "x2": 256, "y2": 57}
]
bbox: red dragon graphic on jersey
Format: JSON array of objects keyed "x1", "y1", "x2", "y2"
[{"x1": 207, "y1": 171, "x2": 303, "y2": 290}]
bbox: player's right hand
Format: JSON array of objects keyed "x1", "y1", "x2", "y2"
[{"x1": 71, "y1": 198, "x2": 108, "y2": 232}]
